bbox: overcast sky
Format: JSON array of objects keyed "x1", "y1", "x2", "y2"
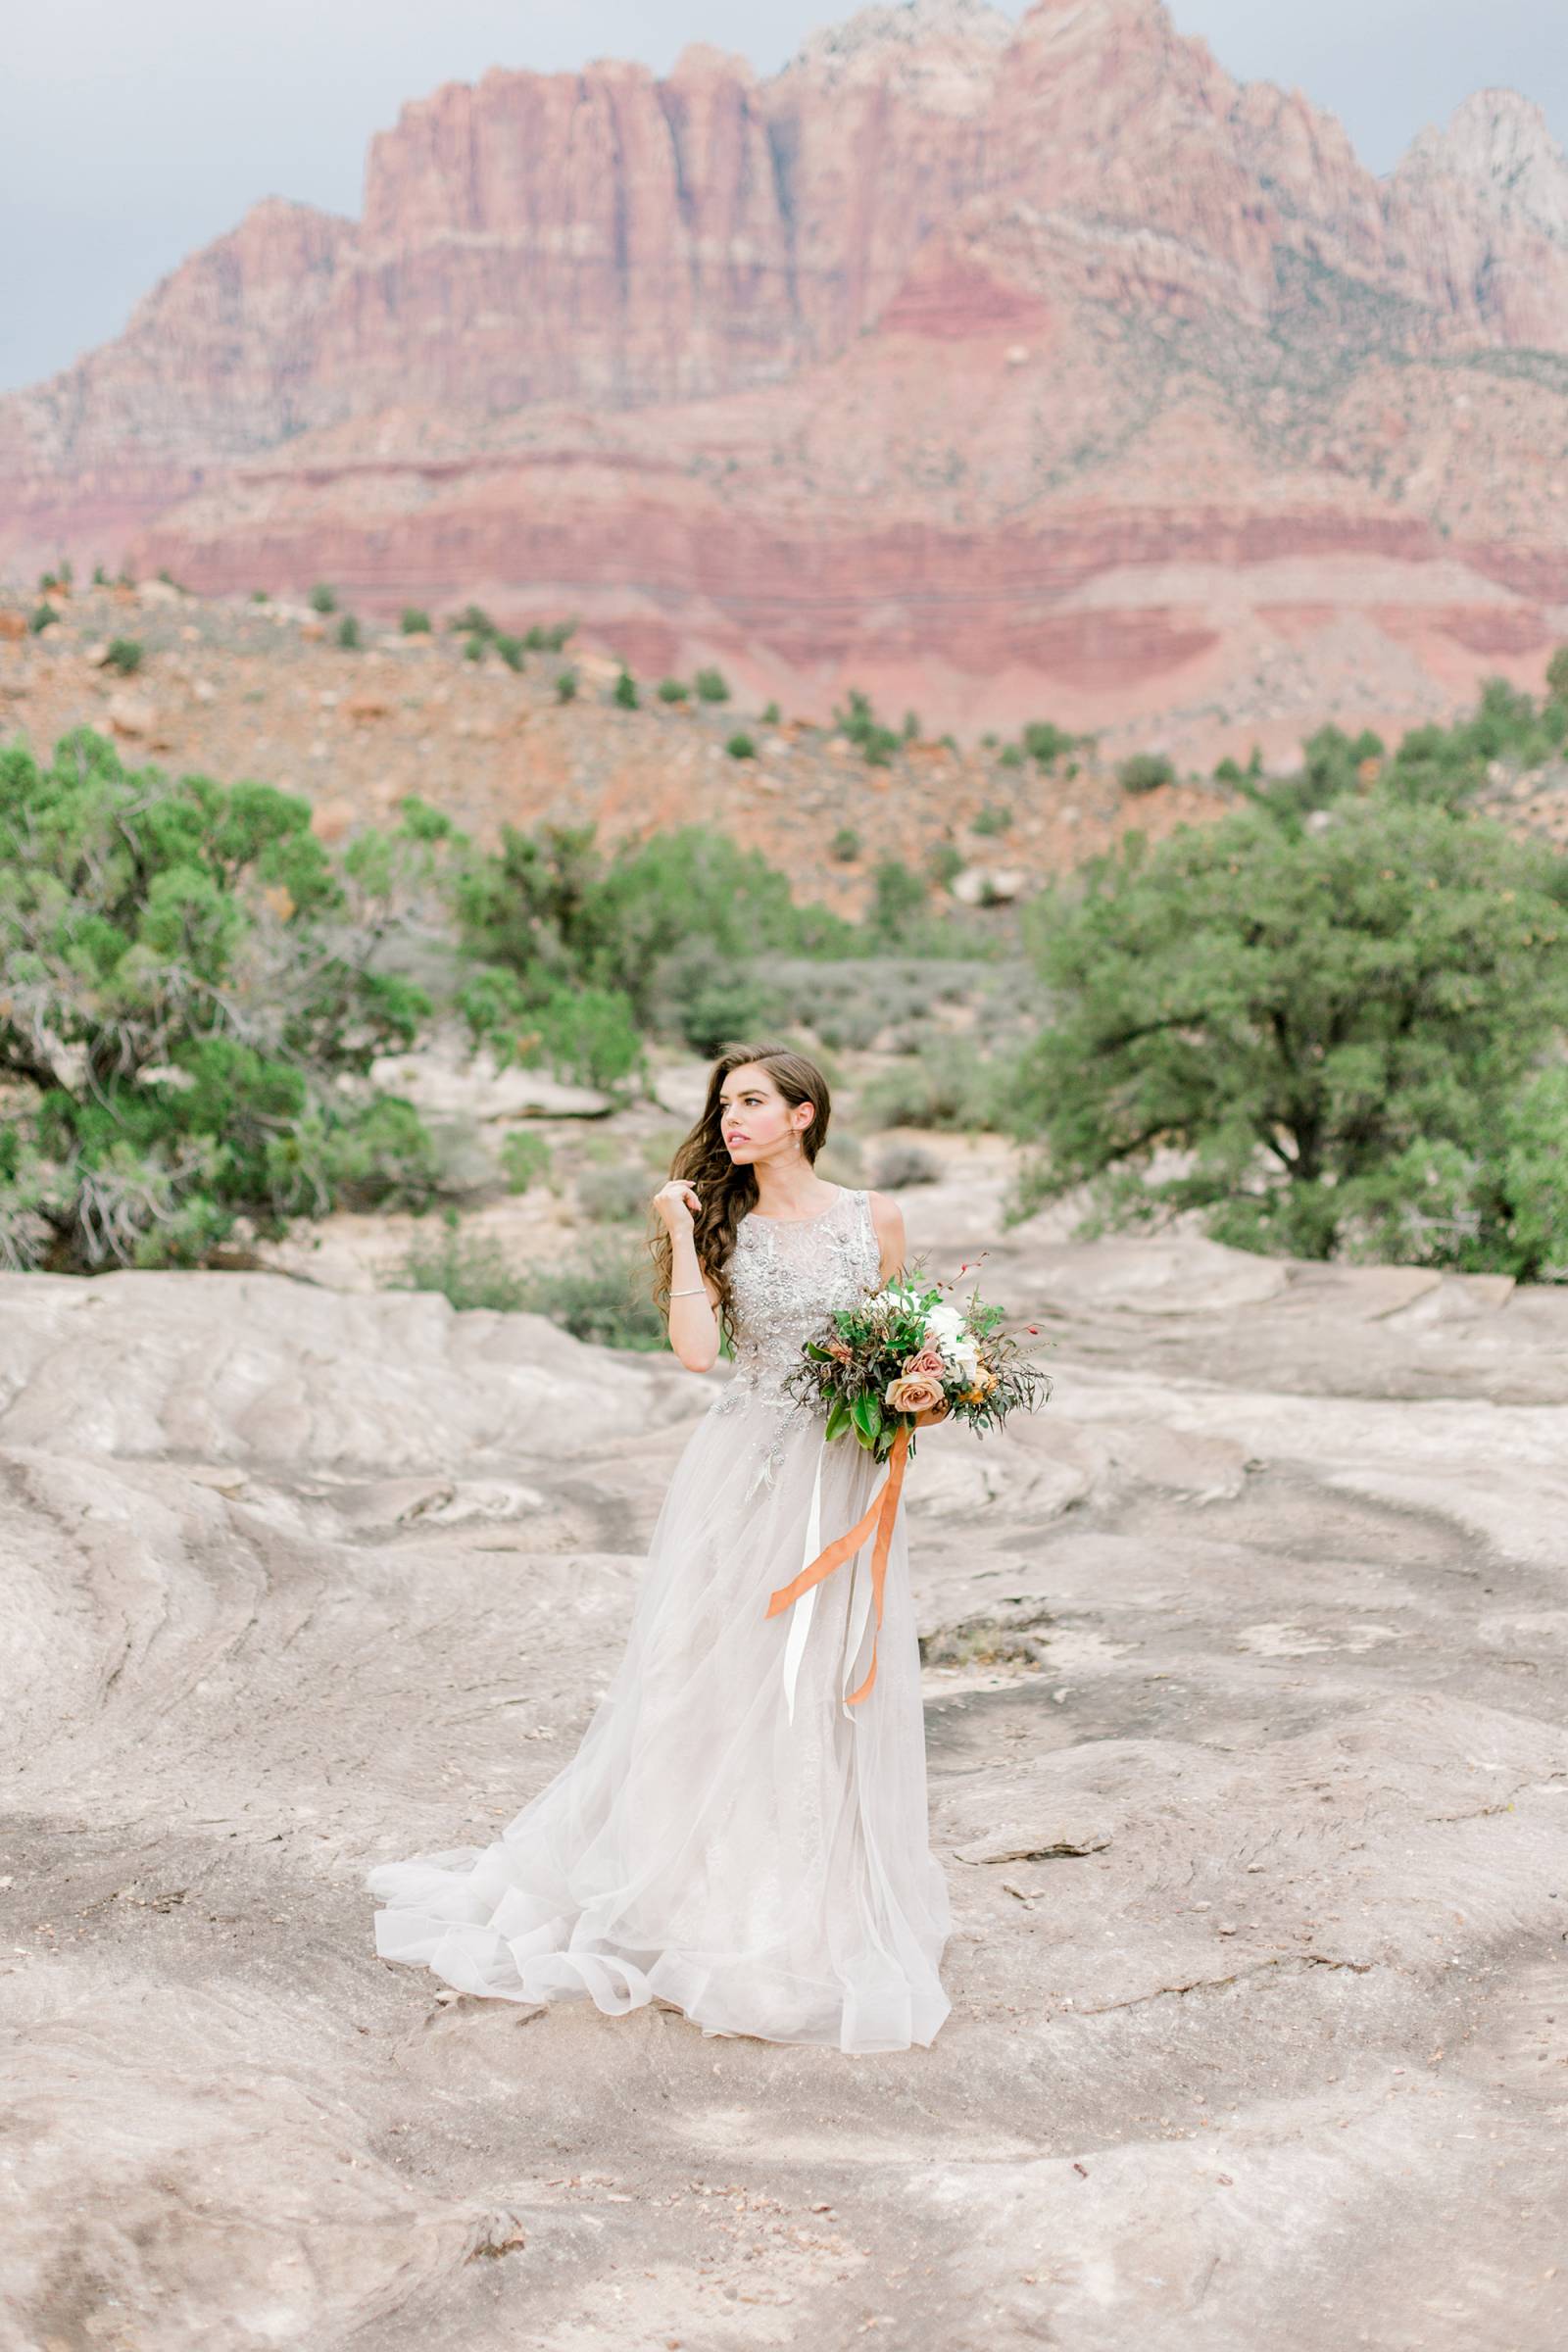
[{"x1": 3, "y1": 0, "x2": 1563, "y2": 393}]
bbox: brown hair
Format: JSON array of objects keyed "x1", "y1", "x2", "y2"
[{"x1": 648, "y1": 1041, "x2": 833, "y2": 1340}]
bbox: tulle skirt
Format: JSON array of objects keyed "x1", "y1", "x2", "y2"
[{"x1": 365, "y1": 1390, "x2": 953, "y2": 2052}]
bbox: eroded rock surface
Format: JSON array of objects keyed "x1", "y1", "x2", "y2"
[{"x1": 4, "y1": 1235, "x2": 1568, "y2": 2350}]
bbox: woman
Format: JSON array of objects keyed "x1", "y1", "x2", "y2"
[{"x1": 367, "y1": 1042, "x2": 953, "y2": 2052}]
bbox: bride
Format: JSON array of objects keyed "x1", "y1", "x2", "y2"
[{"x1": 366, "y1": 1041, "x2": 953, "y2": 2052}]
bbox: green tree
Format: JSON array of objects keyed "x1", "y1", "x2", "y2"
[
  {"x1": 337, "y1": 614, "x2": 362, "y2": 651},
  {"x1": 1002, "y1": 796, "x2": 1568, "y2": 1269},
  {"x1": 0, "y1": 731, "x2": 442, "y2": 1272},
  {"x1": 612, "y1": 667, "x2": 639, "y2": 710}
]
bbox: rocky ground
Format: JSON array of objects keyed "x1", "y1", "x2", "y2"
[
  {"x1": 0, "y1": 579, "x2": 1238, "y2": 904},
  {"x1": 4, "y1": 1148, "x2": 1568, "y2": 2351}
]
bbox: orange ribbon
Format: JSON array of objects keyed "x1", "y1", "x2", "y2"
[{"x1": 764, "y1": 1422, "x2": 910, "y2": 1706}]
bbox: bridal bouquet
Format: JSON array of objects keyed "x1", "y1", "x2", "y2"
[
  {"x1": 783, "y1": 1256, "x2": 1052, "y2": 1463},
  {"x1": 767, "y1": 1258, "x2": 1051, "y2": 1707}
]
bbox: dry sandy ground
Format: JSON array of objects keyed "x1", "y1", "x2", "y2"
[{"x1": 4, "y1": 1179, "x2": 1568, "y2": 2351}]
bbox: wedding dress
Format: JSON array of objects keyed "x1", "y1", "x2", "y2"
[{"x1": 366, "y1": 1183, "x2": 953, "y2": 2052}]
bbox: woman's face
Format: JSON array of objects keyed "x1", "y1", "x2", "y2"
[{"x1": 718, "y1": 1063, "x2": 813, "y2": 1166}]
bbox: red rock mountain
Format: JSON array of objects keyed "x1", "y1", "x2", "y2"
[{"x1": 7, "y1": 0, "x2": 1568, "y2": 747}]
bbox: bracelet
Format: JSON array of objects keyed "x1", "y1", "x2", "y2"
[{"x1": 669, "y1": 1284, "x2": 708, "y2": 1298}]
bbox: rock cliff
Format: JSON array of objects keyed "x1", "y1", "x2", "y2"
[{"x1": 4, "y1": 0, "x2": 1568, "y2": 734}]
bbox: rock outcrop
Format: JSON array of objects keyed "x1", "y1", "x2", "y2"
[{"x1": 6, "y1": 1200, "x2": 1568, "y2": 2346}]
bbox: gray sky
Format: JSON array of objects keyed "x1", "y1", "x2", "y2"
[{"x1": 3, "y1": 0, "x2": 1564, "y2": 393}]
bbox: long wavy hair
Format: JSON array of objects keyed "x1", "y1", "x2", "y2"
[{"x1": 648, "y1": 1041, "x2": 833, "y2": 1341}]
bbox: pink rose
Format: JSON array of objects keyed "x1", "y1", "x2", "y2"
[
  {"x1": 885, "y1": 1372, "x2": 948, "y2": 1416},
  {"x1": 902, "y1": 1348, "x2": 946, "y2": 1377}
]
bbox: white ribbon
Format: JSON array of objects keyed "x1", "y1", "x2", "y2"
[{"x1": 780, "y1": 1436, "x2": 877, "y2": 1725}]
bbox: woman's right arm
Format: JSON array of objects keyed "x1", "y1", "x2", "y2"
[{"x1": 654, "y1": 1181, "x2": 721, "y2": 1374}]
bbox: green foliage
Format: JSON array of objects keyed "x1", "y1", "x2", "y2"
[
  {"x1": 925, "y1": 842, "x2": 965, "y2": 888},
  {"x1": 400, "y1": 607, "x2": 432, "y2": 635},
  {"x1": 336, "y1": 614, "x2": 362, "y2": 651},
  {"x1": 250, "y1": 588, "x2": 270, "y2": 604},
  {"x1": 464, "y1": 635, "x2": 486, "y2": 662},
  {"x1": 576, "y1": 1163, "x2": 652, "y2": 1223},
  {"x1": 834, "y1": 688, "x2": 901, "y2": 767},
  {"x1": 761, "y1": 702, "x2": 781, "y2": 725},
  {"x1": 903, "y1": 710, "x2": 921, "y2": 742},
  {"x1": 309, "y1": 583, "x2": 338, "y2": 614},
  {"x1": 1022, "y1": 720, "x2": 1077, "y2": 767},
  {"x1": 657, "y1": 677, "x2": 689, "y2": 703},
  {"x1": 0, "y1": 730, "x2": 443, "y2": 1271},
  {"x1": 997, "y1": 744, "x2": 1024, "y2": 769},
  {"x1": 511, "y1": 1235, "x2": 669, "y2": 1349},
  {"x1": 859, "y1": 1037, "x2": 1001, "y2": 1132},
  {"x1": 1546, "y1": 644, "x2": 1568, "y2": 704},
  {"x1": 1002, "y1": 793, "x2": 1568, "y2": 1272},
  {"x1": 28, "y1": 603, "x2": 59, "y2": 634},
  {"x1": 102, "y1": 637, "x2": 143, "y2": 675},
  {"x1": 725, "y1": 731, "x2": 756, "y2": 760},
  {"x1": 450, "y1": 604, "x2": 494, "y2": 639},
  {"x1": 555, "y1": 667, "x2": 578, "y2": 703},
  {"x1": 694, "y1": 666, "x2": 730, "y2": 705},
  {"x1": 391, "y1": 1212, "x2": 525, "y2": 1311},
  {"x1": 38, "y1": 562, "x2": 72, "y2": 593},
  {"x1": 831, "y1": 826, "x2": 862, "y2": 863},
  {"x1": 612, "y1": 667, "x2": 639, "y2": 710},
  {"x1": 500, "y1": 1128, "x2": 552, "y2": 1195},
  {"x1": 1118, "y1": 751, "x2": 1177, "y2": 796},
  {"x1": 523, "y1": 619, "x2": 575, "y2": 653},
  {"x1": 92, "y1": 565, "x2": 110, "y2": 588},
  {"x1": 972, "y1": 803, "x2": 1011, "y2": 837},
  {"x1": 494, "y1": 633, "x2": 525, "y2": 671}
]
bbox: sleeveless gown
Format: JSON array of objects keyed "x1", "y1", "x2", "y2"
[{"x1": 365, "y1": 1184, "x2": 953, "y2": 2053}]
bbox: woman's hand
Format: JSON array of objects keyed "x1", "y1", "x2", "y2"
[
  {"x1": 652, "y1": 1179, "x2": 702, "y2": 1235},
  {"x1": 911, "y1": 1399, "x2": 952, "y2": 1429}
]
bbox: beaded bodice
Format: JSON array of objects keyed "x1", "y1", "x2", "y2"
[{"x1": 712, "y1": 1186, "x2": 881, "y2": 1419}]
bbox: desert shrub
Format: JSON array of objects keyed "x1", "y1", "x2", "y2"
[
  {"x1": 871, "y1": 1140, "x2": 941, "y2": 1189},
  {"x1": 494, "y1": 633, "x2": 524, "y2": 671},
  {"x1": 102, "y1": 637, "x2": 144, "y2": 675},
  {"x1": 501, "y1": 1128, "x2": 553, "y2": 1194},
  {"x1": 390, "y1": 1213, "x2": 525, "y2": 1312},
  {"x1": 28, "y1": 603, "x2": 59, "y2": 634},
  {"x1": 1001, "y1": 790, "x2": 1568, "y2": 1270},
  {"x1": 612, "y1": 667, "x2": 639, "y2": 710},
  {"x1": 1117, "y1": 751, "x2": 1176, "y2": 795},
  {"x1": 925, "y1": 842, "x2": 965, "y2": 889},
  {"x1": 647, "y1": 939, "x2": 784, "y2": 1056},
  {"x1": 997, "y1": 744, "x2": 1024, "y2": 769},
  {"x1": 657, "y1": 677, "x2": 689, "y2": 703},
  {"x1": 401, "y1": 607, "x2": 432, "y2": 635},
  {"x1": 309, "y1": 583, "x2": 338, "y2": 614},
  {"x1": 464, "y1": 635, "x2": 486, "y2": 662},
  {"x1": 524, "y1": 619, "x2": 576, "y2": 653},
  {"x1": 831, "y1": 826, "x2": 861, "y2": 862},
  {"x1": 971, "y1": 803, "x2": 1010, "y2": 836},
  {"x1": 1546, "y1": 644, "x2": 1568, "y2": 704},
  {"x1": 761, "y1": 702, "x2": 781, "y2": 725},
  {"x1": 694, "y1": 667, "x2": 730, "y2": 704},
  {"x1": 1022, "y1": 720, "x2": 1076, "y2": 767},
  {"x1": 834, "y1": 687, "x2": 901, "y2": 767},
  {"x1": 859, "y1": 1038, "x2": 1001, "y2": 1133},
  {"x1": 0, "y1": 729, "x2": 442, "y2": 1271},
  {"x1": 514, "y1": 1234, "x2": 669, "y2": 1349},
  {"x1": 725, "y1": 731, "x2": 756, "y2": 760},
  {"x1": 903, "y1": 710, "x2": 921, "y2": 742},
  {"x1": 337, "y1": 614, "x2": 362, "y2": 651},
  {"x1": 556, "y1": 667, "x2": 578, "y2": 703},
  {"x1": 250, "y1": 588, "x2": 269, "y2": 603},
  {"x1": 450, "y1": 604, "x2": 495, "y2": 640},
  {"x1": 576, "y1": 1163, "x2": 653, "y2": 1224}
]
